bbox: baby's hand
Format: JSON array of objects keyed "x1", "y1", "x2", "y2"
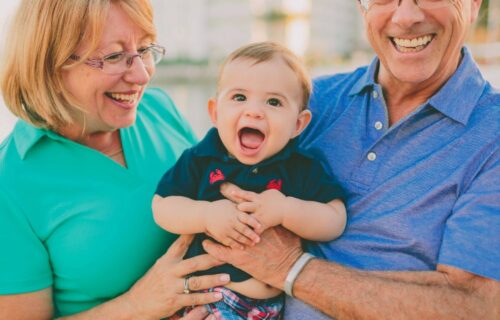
[
  {"x1": 205, "y1": 199, "x2": 262, "y2": 249},
  {"x1": 235, "y1": 189, "x2": 288, "y2": 232}
]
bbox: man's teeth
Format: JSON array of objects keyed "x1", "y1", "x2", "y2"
[
  {"x1": 393, "y1": 35, "x2": 433, "y2": 52},
  {"x1": 110, "y1": 92, "x2": 138, "y2": 103}
]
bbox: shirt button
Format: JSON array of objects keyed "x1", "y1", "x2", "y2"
[
  {"x1": 372, "y1": 91, "x2": 379, "y2": 99},
  {"x1": 367, "y1": 152, "x2": 377, "y2": 161},
  {"x1": 374, "y1": 121, "x2": 383, "y2": 130},
  {"x1": 252, "y1": 168, "x2": 258, "y2": 174}
]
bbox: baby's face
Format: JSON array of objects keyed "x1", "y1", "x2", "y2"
[{"x1": 208, "y1": 56, "x2": 311, "y2": 165}]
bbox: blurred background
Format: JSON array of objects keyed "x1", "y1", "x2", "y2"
[{"x1": 1, "y1": 0, "x2": 499, "y2": 140}]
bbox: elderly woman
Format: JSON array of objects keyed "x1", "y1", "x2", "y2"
[{"x1": 0, "y1": 0, "x2": 229, "y2": 319}]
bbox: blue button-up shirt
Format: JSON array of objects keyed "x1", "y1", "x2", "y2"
[
  {"x1": 301, "y1": 47, "x2": 499, "y2": 279},
  {"x1": 286, "y1": 47, "x2": 499, "y2": 319}
]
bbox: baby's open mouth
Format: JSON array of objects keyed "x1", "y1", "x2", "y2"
[{"x1": 238, "y1": 127, "x2": 265, "y2": 150}]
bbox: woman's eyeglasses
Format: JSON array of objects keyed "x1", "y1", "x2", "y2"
[{"x1": 70, "y1": 44, "x2": 166, "y2": 75}]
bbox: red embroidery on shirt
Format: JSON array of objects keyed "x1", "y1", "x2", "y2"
[
  {"x1": 266, "y1": 179, "x2": 282, "y2": 191},
  {"x1": 209, "y1": 169, "x2": 225, "y2": 184}
]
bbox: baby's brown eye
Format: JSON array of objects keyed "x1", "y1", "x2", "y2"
[
  {"x1": 232, "y1": 94, "x2": 246, "y2": 102},
  {"x1": 267, "y1": 98, "x2": 282, "y2": 107}
]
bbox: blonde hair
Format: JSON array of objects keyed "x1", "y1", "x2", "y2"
[
  {"x1": 218, "y1": 41, "x2": 312, "y2": 110},
  {"x1": 0, "y1": 0, "x2": 156, "y2": 130}
]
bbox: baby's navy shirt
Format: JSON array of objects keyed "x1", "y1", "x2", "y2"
[{"x1": 156, "y1": 128, "x2": 344, "y2": 282}]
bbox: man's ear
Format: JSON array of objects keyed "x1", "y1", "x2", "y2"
[
  {"x1": 292, "y1": 109, "x2": 312, "y2": 138},
  {"x1": 470, "y1": 0, "x2": 483, "y2": 23},
  {"x1": 207, "y1": 98, "x2": 218, "y2": 127},
  {"x1": 356, "y1": 0, "x2": 367, "y2": 15}
]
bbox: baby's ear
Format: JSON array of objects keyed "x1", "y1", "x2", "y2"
[
  {"x1": 207, "y1": 98, "x2": 218, "y2": 126},
  {"x1": 292, "y1": 109, "x2": 312, "y2": 138}
]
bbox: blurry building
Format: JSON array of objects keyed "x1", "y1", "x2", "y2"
[
  {"x1": 309, "y1": 0, "x2": 367, "y2": 60},
  {"x1": 151, "y1": 0, "x2": 253, "y2": 62}
]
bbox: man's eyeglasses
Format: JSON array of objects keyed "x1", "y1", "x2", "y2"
[
  {"x1": 70, "y1": 44, "x2": 166, "y2": 75},
  {"x1": 360, "y1": 0, "x2": 452, "y2": 13}
]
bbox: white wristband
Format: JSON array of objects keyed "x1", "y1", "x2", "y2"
[{"x1": 284, "y1": 252, "x2": 315, "y2": 297}]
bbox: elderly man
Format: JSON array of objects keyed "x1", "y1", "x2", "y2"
[{"x1": 204, "y1": 0, "x2": 499, "y2": 318}]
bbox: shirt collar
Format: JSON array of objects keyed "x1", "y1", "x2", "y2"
[
  {"x1": 349, "y1": 47, "x2": 486, "y2": 125},
  {"x1": 194, "y1": 127, "x2": 308, "y2": 166},
  {"x1": 13, "y1": 120, "x2": 65, "y2": 160},
  {"x1": 349, "y1": 56, "x2": 378, "y2": 96},
  {"x1": 428, "y1": 47, "x2": 486, "y2": 125}
]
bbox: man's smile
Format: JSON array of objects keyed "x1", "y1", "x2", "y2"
[{"x1": 391, "y1": 34, "x2": 435, "y2": 53}]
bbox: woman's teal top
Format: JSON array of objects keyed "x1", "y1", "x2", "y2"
[{"x1": 0, "y1": 88, "x2": 197, "y2": 316}]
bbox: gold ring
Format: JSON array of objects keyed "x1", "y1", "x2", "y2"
[{"x1": 183, "y1": 277, "x2": 190, "y2": 294}]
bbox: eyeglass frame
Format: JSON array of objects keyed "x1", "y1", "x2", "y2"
[
  {"x1": 359, "y1": 0, "x2": 452, "y2": 12},
  {"x1": 69, "y1": 44, "x2": 166, "y2": 74}
]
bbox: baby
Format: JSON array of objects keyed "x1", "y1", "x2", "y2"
[{"x1": 153, "y1": 41, "x2": 346, "y2": 319}]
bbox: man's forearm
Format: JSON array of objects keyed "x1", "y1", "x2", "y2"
[{"x1": 292, "y1": 259, "x2": 499, "y2": 320}]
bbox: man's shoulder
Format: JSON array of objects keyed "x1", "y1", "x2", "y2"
[
  {"x1": 477, "y1": 84, "x2": 500, "y2": 108},
  {"x1": 312, "y1": 66, "x2": 369, "y2": 97},
  {"x1": 469, "y1": 84, "x2": 500, "y2": 136}
]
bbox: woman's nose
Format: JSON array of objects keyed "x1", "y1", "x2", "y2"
[{"x1": 123, "y1": 57, "x2": 151, "y2": 85}]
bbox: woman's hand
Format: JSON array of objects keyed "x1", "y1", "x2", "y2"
[{"x1": 124, "y1": 234, "x2": 230, "y2": 319}]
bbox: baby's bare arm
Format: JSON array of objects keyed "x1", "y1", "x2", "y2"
[
  {"x1": 152, "y1": 195, "x2": 261, "y2": 248},
  {"x1": 230, "y1": 185, "x2": 346, "y2": 242},
  {"x1": 152, "y1": 195, "x2": 208, "y2": 234},
  {"x1": 282, "y1": 198, "x2": 346, "y2": 241}
]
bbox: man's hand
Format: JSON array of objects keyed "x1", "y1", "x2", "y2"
[
  {"x1": 205, "y1": 199, "x2": 261, "y2": 249},
  {"x1": 203, "y1": 226, "x2": 303, "y2": 289}
]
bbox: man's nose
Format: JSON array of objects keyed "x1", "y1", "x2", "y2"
[{"x1": 391, "y1": 0, "x2": 426, "y2": 28}]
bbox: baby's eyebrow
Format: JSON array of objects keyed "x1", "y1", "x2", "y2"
[{"x1": 227, "y1": 88, "x2": 249, "y2": 93}]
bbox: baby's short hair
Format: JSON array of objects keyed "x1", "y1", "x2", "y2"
[{"x1": 218, "y1": 41, "x2": 311, "y2": 110}]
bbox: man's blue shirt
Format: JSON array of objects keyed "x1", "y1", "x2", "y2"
[
  {"x1": 299, "y1": 47, "x2": 499, "y2": 281},
  {"x1": 286, "y1": 47, "x2": 499, "y2": 319},
  {"x1": 156, "y1": 128, "x2": 344, "y2": 282}
]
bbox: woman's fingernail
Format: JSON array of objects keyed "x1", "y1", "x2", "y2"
[
  {"x1": 220, "y1": 274, "x2": 230, "y2": 282},
  {"x1": 207, "y1": 315, "x2": 216, "y2": 320},
  {"x1": 214, "y1": 292, "x2": 223, "y2": 299}
]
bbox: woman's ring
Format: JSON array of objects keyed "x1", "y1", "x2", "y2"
[{"x1": 183, "y1": 276, "x2": 191, "y2": 294}]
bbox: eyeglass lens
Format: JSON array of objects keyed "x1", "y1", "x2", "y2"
[
  {"x1": 101, "y1": 46, "x2": 165, "y2": 75},
  {"x1": 365, "y1": 0, "x2": 452, "y2": 12}
]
